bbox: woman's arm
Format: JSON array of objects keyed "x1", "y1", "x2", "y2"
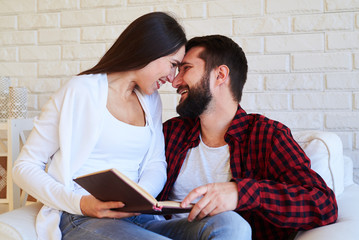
[{"x1": 12, "y1": 97, "x2": 83, "y2": 214}]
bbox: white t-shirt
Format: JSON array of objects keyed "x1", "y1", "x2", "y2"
[
  {"x1": 169, "y1": 135, "x2": 232, "y2": 218},
  {"x1": 74, "y1": 108, "x2": 151, "y2": 195}
]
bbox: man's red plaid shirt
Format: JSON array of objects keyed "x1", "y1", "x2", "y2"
[{"x1": 158, "y1": 106, "x2": 337, "y2": 240}]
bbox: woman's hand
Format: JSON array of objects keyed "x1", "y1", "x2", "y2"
[{"x1": 80, "y1": 195, "x2": 139, "y2": 219}]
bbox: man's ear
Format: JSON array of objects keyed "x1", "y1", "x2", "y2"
[{"x1": 215, "y1": 65, "x2": 230, "y2": 86}]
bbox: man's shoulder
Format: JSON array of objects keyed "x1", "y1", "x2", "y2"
[
  {"x1": 163, "y1": 116, "x2": 196, "y2": 132},
  {"x1": 233, "y1": 106, "x2": 290, "y2": 135},
  {"x1": 248, "y1": 113, "x2": 291, "y2": 134}
]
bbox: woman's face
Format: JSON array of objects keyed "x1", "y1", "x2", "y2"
[{"x1": 135, "y1": 46, "x2": 185, "y2": 95}]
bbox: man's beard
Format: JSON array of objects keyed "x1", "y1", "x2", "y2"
[{"x1": 176, "y1": 72, "x2": 212, "y2": 118}]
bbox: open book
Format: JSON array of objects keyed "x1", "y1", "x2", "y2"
[{"x1": 74, "y1": 168, "x2": 193, "y2": 215}]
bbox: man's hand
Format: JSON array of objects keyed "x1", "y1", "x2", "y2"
[
  {"x1": 80, "y1": 195, "x2": 139, "y2": 219},
  {"x1": 181, "y1": 182, "x2": 238, "y2": 222}
]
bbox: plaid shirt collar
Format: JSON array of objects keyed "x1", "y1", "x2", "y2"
[{"x1": 186, "y1": 105, "x2": 250, "y2": 146}]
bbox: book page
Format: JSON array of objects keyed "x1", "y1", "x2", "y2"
[
  {"x1": 111, "y1": 168, "x2": 157, "y2": 204},
  {"x1": 159, "y1": 200, "x2": 194, "y2": 209}
]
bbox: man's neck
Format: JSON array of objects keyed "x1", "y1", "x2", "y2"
[{"x1": 199, "y1": 102, "x2": 238, "y2": 148}]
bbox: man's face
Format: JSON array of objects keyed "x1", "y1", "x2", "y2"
[
  {"x1": 173, "y1": 47, "x2": 212, "y2": 118},
  {"x1": 176, "y1": 71, "x2": 212, "y2": 118}
]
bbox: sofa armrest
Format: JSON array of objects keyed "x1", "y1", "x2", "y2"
[
  {"x1": 0, "y1": 202, "x2": 42, "y2": 240},
  {"x1": 343, "y1": 156, "x2": 354, "y2": 187}
]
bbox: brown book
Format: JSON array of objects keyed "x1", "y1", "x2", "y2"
[{"x1": 74, "y1": 168, "x2": 193, "y2": 215}]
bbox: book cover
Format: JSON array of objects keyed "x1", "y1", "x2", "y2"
[{"x1": 74, "y1": 168, "x2": 193, "y2": 215}]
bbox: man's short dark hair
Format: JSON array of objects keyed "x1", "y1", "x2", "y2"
[{"x1": 186, "y1": 35, "x2": 248, "y2": 102}]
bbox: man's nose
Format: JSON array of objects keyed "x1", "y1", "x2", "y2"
[{"x1": 172, "y1": 73, "x2": 183, "y2": 88}]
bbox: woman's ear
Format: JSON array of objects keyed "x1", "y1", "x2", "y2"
[{"x1": 215, "y1": 65, "x2": 230, "y2": 86}]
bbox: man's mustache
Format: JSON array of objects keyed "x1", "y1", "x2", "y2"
[{"x1": 177, "y1": 85, "x2": 189, "y2": 95}]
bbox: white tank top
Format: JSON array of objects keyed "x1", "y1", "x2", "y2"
[{"x1": 74, "y1": 108, "x2": 151, "y2": 194}]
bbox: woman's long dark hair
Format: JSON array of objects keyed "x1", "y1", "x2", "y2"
[{"x1": 79, "y1": 12, "x2": 186, "y2": 75}]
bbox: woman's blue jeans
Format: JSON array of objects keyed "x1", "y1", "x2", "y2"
[{"x1": 60, "y1": 211, "x2": 251, "y2": 240}]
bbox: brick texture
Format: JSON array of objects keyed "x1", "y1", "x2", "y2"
[
  {"x1": 39, "y1": 29, "x2": 80, "y2": 44},
  {"x1": 326, "y1": 73, "x2": 359, "y2": 89},
  {"x1": 208, "y1": 0, "x2": 262, "y2": 17},
  {"x1": 326, "y1": 113, "x2": 359, "y2": 130},
  {"x1": 0, "y1": 16, "x2": 16, "y2": 30},
  {"x1": 327, "y1": 32, "x2": 359, "y2": 50},
  {"x1": 267, "y1": 0, "x2": 323, "y2": 14},
  {"x1": 294, "y1": 13, "x2": 353, "y2": 32},
  {"x1": 293, "y1": 93, "x2": 352, "y2": 110},
  {"x1": 355, "y1": 53, "x2": 359, "y2": 69},
  {"x1": 266, "y1": 74, "x2": 323, "y2": 91},
  {"x1": 355, "y1": 92, "x2": 359, "y2": 110},
  {"x1": 0, "y1": 47, "x2": 17, "y2": 61},
  {"x1": 234, "y1": 17, "x2": 289, "y2": 35},
  {"x1": 265, "y1": 34, "x2": 324, "y2": 53},
  {"x1": 18, "y1": 13, "x2": 59, "y2": 30},
  {"x1": 264, "y1": 112, "x2": 323, "y2": 130},
  {"x1": 326, "y1": 0, "x2": 359, "y2": 11},
  {"x1": 292, "y1": 53, "x2": 352, "y2": 71},
  {"x1": 0, "y1": 0, "x2": 358, "y2": 183},
  {"x1": 20, "y1": 46, "x2": 61, "y2": 61},
  {"x1": 247, "y1": 55, "x2": 289, "y2": 73}
]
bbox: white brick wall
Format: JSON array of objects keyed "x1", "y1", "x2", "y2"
[
  {"x1": 20, "y1": 46, "x2": 61, "y2": 61},
  {"x1": 0, "y1": 0, "x2": 358, "y2": 183},
  {"x1": 265, "y1": 34, "x2": 324, "y2": 53},
  {"x1": 292, "y1": 53, "x2": 352, "y2": 71},
  {"x1": 18, "y1": 13, "x2": 59, "y2": 30},
  {"x1": 267, "y1": 0, "x2": 323, "y2": 13},
  {"x1": 293, "y1": 13, "x2": 353, "y2": 32},
  {"x1": 355, "y1": 92, "x2": 359, "y2": 109}
]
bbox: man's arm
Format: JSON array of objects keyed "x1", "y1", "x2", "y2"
[{"x1": 181, "y1": 182, "x2": 238, "y2": 222}]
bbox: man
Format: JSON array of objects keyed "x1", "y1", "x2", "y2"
[{"x1": 158, "y1": 35, "x2": 338, "y2": 240}]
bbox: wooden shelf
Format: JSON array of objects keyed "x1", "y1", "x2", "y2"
[{"x1": 0, "y1": 119, "x2": 34, "y2": 211}]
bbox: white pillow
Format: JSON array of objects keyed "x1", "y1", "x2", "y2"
[{"x1": 293, "y1": 131, "x2": 344, "y2": 196}]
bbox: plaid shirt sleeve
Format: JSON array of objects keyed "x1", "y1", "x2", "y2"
[
  {"x1": 227, "y1": 116, "x2": 338, "y2": 240},
  {"x1": 231, "y1": 126, "x2": 338, "y2": 229}
]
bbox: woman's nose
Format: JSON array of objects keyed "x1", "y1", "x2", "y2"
[{"x1": 166, "y1": 68, "x2": 176, "y2": 83}]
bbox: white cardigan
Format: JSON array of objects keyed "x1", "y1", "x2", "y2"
[{"x1": 12, "y1": 74, "x2": 167, "y2": 240}]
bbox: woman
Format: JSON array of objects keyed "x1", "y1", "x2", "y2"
[{"x1": 12, "y1": 12, "x2": 186, "y2": 240}]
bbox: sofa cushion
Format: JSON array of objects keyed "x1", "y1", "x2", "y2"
[
  {"x1": 0, "y1": 202, "x2": 42, "y2": 240},
  {"x1": 293, "y1": 131, "x2": 344, "y2": 196}
]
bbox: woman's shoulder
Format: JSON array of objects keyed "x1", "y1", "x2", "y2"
[
  {"x1": 64, "y1": 74, "x2": 107, "y2": 91},
  {"x1": 55, "y1": 74, "x2": 107, "y2": 97},
  {"x1": 52, "y1": 73, "x2": 107, "y2": 105}
]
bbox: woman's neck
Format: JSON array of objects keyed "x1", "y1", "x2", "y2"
[{"x1": 107, "y1": 72, "x2": 136, "y2": 100}]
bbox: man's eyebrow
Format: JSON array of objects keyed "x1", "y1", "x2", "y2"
[{"x1": 179, "y1": 61, "x2": 190, "y2": 67}]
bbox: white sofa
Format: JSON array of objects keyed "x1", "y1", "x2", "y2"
[
  {"x1": 293, "y1": 131, "x2": 359, "y2": 240},
  {"x1": 0, "y1": 130, "x2": 358, "y2": 240}
]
